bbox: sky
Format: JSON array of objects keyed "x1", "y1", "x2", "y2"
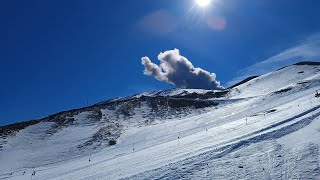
[{"x1": 1, "y1": 0, "x2": 320, "y2": 125}]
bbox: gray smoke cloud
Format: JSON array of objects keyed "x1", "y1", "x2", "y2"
[{"x1": 141, "y1": 49, "x2": 223, "y2": 90}]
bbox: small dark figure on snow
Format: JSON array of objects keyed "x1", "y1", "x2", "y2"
[
  {"x1": 316, "y1": 90, "x2": 320, "y2": 98},
  {"x1": 23, "y1": 171, "x2": 25, "y2": 175}
]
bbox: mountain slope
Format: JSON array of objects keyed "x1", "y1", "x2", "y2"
[{"x1": 1, "y1": 62, "x2": 320, "y2": 180}]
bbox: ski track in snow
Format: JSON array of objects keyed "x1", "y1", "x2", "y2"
[{"x1": 128, "y1": 105, "x2": 320, "y2": 179}]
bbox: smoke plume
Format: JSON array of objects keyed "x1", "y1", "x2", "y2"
[{"x1": 141, "y1": 49, "x2": 223, "y2": 90}]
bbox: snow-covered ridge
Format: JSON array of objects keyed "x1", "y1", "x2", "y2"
[
  {"x1": 97, "y1": 88, "x2": 217, "y2": 105},
  {"x1": 229, "y1": 63, "x2": 320, "y2": 98},
  {"x1": 1, "y1": 62, "x2": 320, "y2": 179}
]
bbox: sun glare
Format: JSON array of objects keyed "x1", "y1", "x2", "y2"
[{"x1": 195, "y1": 0, "x2": 212, "y2": 7}]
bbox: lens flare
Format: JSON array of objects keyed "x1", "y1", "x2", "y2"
[{"x1": 195, "y1": 0, "x2": 212, "y2": 7}]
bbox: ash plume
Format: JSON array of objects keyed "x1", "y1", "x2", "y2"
[{"x1": 141, "y1": 49, "x2": 223, "y2": 90}]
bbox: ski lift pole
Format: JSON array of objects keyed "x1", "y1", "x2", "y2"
[
  {"x1": 89, "y1": 153, "x2": 91, "y2": 170},
  {"x1": 30, "y1": 168, "x2": 35, "y2": 180}
]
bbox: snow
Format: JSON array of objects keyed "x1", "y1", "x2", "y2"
[
  {"x1": 99, "y1": 88, "x2": 213, "y2": 104},
  {"x1": 1, "y1": 64, "x2": 320, "y2": 179},
  {"x1": 230, "y1": 65, "x2": 320, "y2": 98}
]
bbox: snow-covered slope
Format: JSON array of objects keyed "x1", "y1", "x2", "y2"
[
  {"x1": 229, "y1": 62, "x2": 320, "y2": 98},
  {"x1": 1, "y1": 62, "x2": 320, "y2": 180}
]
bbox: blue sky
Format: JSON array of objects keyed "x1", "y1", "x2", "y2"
[{"x1": 1, "y1": 0, "x2": 320, "y2": 125}]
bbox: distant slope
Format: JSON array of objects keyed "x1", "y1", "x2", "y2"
[
  {"x1": 229, "y1": 63, "x2": 320, "y2": 98},
  {"x1": 294, "y1": 61, "x2": 320, "y2": 66},
  {"x1": 228, "y1": 76, "x2": 259, "y2": 89}
]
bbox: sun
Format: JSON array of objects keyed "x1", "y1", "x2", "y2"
[{"x1": 195, "y1": 0, "x2": 212, "y2": 7}]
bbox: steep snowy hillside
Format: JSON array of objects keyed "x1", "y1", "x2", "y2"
[
  {"x1": 1, "y1": 62, "x2": 320, "y2": 180},
  {"x1": 229, "y1": 61, "x2": 320, "y2": 98}
]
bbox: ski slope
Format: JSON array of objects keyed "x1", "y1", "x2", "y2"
[{"x1": 1, "y1": 63, "x2": 320, "y2": 179}]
